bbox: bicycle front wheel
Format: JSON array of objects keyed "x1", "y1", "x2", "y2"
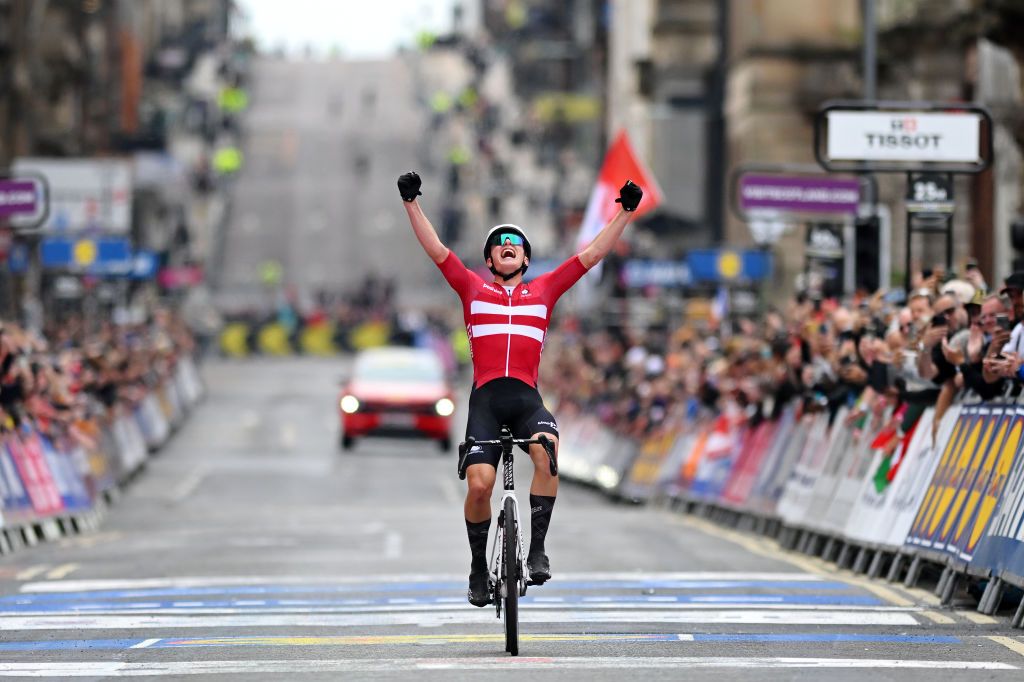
[{"x1": 502, "y1": 497, "x2": 519, "y2": 656}]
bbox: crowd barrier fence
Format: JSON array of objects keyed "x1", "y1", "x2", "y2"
[
  {"x1": 0, "y1": 357, "x2": 205, "y2": 556},
  {"x1": 558, "y1": 395, "x2": 1024, "y2": 628}
]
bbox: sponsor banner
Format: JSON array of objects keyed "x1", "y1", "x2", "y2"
[
  {"x1": 686, "y1": 249, "x2": 773, "y2": 284},
  {"x1": 35, "y1": 434, "x2": 92, "y2": 511},
  {"x1": 944, "y1": 406, "x2": 1024, "y2": 563},
  {"x1": 158, "y1": 265, "x2": 205, "y2": 289},
  {"x1": 738, "y1": 174, "x2": 860, "y2": 216},
  {"x1": 826, "y1": 110, "x2": 982, "y2": 163},
  {"x1": 747, "y1": 407, "x2": 804, "y2": 515},
  {"x1": 972, "y1": 408, "x2": 1024, "y2": 582},
  {"x1": 885, "y1": 406, "x2": 961, "y2": 547},
  {"x1": 111, "y1": 415, "x2": 148, "y2": 476},
  {"x1": 600, "y1": 435, "x2": 641, "y2": 495},
  {"x1": 0, "y1": 179, "x2": 41, "y2": 218},
  {"x1": 5, "y1": 433, "x2": 63, "y2": 517},
  {"x1": 776, "y1": 414, "x2": 831, "y2": 525},
  {"x1": 656, "y1": 428, "x2": 703, "y2": 497},
  {"x1": 845, "y1": 409, "x2": 931, "y2": 546},
  {"x1": 620, "y1": 427, "x2": 680, "y2": 501},
  {"x1": 558, "y1": 415, "x2": 615, "y2": 486},
  {"x1": 40, "y1": 237, "x2": 133, "y2": 275},
  {"x1": 906, "y1": 406, "x2": 992, "y2": 553},
  {"x1": 11, "y1": 157, "x2": 132, "y2": 234},
  {"x1": 816, "y1": 410, "x2": 886, "y2": 535},
  {"x1": 135, "y1": 395, "x2": 171, "y2": 449},
  {"x1": 721, "y1": 421, "x2": 779, "y2": 508},
  {"x1": 689, "y1": 416, "x2": 742, "y2": 500},
  {"x1": 0, "y1": 440, "x2": 32, "y2": 516},
  {"x1": 622, "y1": 259, "x2": 692, "y2": 289},
  {"x1": 802, "y1": 408, "x2": 858, "y2": 533}
]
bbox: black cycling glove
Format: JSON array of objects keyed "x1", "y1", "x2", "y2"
[
  {"x1": 397, "y1": 171, "x2": 422, "y2": 202},
  {"x1": 615, "y1": 180, "x2": 643, "y2": 212}
]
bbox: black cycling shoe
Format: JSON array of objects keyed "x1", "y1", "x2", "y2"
[
  {"x1": 467, "y1": 567, "x2": 491, "y2": 607},
  {"x1": 527, "y1": 551, "x2": 551, "y2": 585}
]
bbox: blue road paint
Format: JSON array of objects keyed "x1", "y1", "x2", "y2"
[
  {"x1": 0, "y1": 639, "x2": 145, "y2": 652},
  {"x1": 0, "y1": 633, "x2": 962, "y2": 652},
  {"x1": 0, "y1": 580, "x2": 858, "y2": 603},
  {"x1": 0, "y1": 593, "x2": 884, "y2": 613}
]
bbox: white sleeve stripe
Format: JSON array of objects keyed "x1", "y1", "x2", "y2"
[
  {"x1": 472, "y1": 324, "x2": 545, "y2": 343},
  {"x1": 470, "y1": 301, "x2": 548, "y2": 318}
]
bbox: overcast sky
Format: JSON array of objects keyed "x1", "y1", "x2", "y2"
[{"x1": 235, "y1": 0, "x2": 460, "y2": 58}]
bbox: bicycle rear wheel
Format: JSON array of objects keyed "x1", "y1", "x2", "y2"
[{"x1": 502, "y1": 497, "x2": 519, "y2": 656}]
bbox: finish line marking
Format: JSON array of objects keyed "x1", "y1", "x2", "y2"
[
  {"x1": 0, "y1": 657, "x2": 1013, "y2": 675},
  {"x1": 19, "y1": 572, "x2": 824, "y2": 593},
  {"x1": 5, "y1": 579, "x2": 856, "y2": 603},
  {"x1": 0, "y1": 609, "x2": 923, "y2": 630},
  {"x1": 0, "y1": 633, "x2": 963, "y2": 652}
]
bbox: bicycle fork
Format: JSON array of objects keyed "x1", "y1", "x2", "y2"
[{"x1": 489, "y1": 491, "x2": 529, "y2": 610}]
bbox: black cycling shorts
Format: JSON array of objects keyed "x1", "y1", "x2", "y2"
[{"x1": 463, "y1": 377, "x2": 559, "y2": 469}]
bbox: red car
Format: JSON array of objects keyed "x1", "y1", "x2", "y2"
[{"x1": 339, "y1": 347, "x2": 455, "y2": 452}]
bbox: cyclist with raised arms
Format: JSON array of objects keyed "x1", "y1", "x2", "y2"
[{"x1": 398, "y1": 171, "x2": 643, "y2": 606}]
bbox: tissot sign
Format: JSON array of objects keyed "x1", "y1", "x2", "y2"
[
  {"x1": 827, "y1": 111, "x2": 982, "y2": 163},
  {"x1": 815, "y1": 102, "x2": 991, "y2": 174}
]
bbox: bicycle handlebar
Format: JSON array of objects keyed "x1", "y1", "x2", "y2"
[{"x1": 457, "y1": 435, "x2": 558, "y2": 480}]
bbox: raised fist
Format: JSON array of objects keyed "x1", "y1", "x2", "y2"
[
  {"x1": 615, "y1": 180, "x2": 643, "y2": 212},
  {"x1": 397, "y1": 171, "x2": 422, "y2": 202}
]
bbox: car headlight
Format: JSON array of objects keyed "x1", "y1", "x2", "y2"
[
  {"x1": 434, "y1": 398, "x2": 455, "y2": 416},
  {"x1": 340, "y1": 395, "x2": 360, "y2": 414}
]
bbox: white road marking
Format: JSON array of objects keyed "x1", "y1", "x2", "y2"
[
  {"x1": 170, "y1": 467, "x2": 207, "y2": 503},
  {"x1": 280, "y1": 423, "x2": 297, "y2": 449},
  {"x1": 383, "y1": 531, "x2": 402, "y2": 559},
  {"x1": 0, "y1": 609, "x2": 921, "y2": 630},
  {"x1": 0, "y1": 658, "x2": 1012, "y2": 675},
  {"x1": 21, "y1": 573, "x2": 823, "y2": 593},
  {"x1": 44, "y1": 564, "x2": 78, "y2": 581},
  {"x1": 128, "y1": 639, "x2": 161, "y2": 649},
  {"x1": 0, "y1": 603, "x2": 920, "y2": 616}
]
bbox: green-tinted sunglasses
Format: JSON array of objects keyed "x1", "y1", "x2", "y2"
[{"x1": 492, "y1": 233, "x2": 524, "y2": 247}]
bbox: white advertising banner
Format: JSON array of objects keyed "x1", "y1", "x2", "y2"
[
  {"x1": 827, "y1": 111, "x2": 981, "y2": 163},
  {"x1": 12, "y1": 158, "x2": 132, "y2": 234}
]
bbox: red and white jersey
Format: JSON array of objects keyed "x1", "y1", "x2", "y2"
[{"x1": 437, "y1": 250, "x2": 589, "y2": 388}]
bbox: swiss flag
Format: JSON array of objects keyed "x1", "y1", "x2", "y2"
[{"x1": 575, "y1": 129, "x2": 664, "y2": 253}]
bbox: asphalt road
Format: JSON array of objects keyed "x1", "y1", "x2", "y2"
[
  {"x1": 1, "y1": 358, "x2": 1024, "y2": 679},
  {"x1": 216, "y1": 53, "x2": 469, "y2": 311}
]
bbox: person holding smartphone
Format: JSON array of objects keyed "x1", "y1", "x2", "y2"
[{"x1": 992, "y1": 272, "x2": 1024, "y2": 384}]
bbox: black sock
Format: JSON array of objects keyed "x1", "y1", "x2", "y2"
[
  {"x1": 529, "y1": 494, "x2": 556, "y2": 556},
  {"x1": 466, "y1": 519, "x2": 490, "y2": 572}
]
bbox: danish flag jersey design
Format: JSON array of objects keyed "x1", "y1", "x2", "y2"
[{"x1": 437, "y1": 250, "x2": 589, "y2": 388}]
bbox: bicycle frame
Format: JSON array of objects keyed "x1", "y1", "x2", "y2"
[
  {"x1": 489, "y1": 445, "x2": 528, "y2": 606},
  {"x1": 457, "y1": 426, "x2": 557, "y2": 654}
]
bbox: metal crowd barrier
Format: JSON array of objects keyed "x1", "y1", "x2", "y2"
[
  {"x1": 0, "y1": 357, "x2": 205, "y2": 555},
  {"x1": 558, "y1": 394, "x2": 1024, "y2": 628}
]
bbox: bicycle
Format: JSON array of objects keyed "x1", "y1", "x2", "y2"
[{"x1": 458, "y1": 426, "x2": 557, "y2": 656}]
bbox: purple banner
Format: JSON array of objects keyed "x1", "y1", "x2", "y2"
[
  {"x1": 0, "y1": 179, "x2": 39, "y2": 218},
  {"x1": 739, "y1": 174, "x2": 860, "y2": 216}
]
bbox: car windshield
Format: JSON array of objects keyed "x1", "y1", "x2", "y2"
[{"x1": 354, "y1": 351, "x2": 444, "y2": 382}]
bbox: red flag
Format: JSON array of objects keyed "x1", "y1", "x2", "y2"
[{"x1": 575, "y1": 129, "x2": 664, "y2": 252}]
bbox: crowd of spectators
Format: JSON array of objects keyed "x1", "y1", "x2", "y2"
[
  {"x1": 543, "y1": 261, "x2": 1024, "y2": 459},
  {"x1": 0, "y1": 310, "x2": 196, "y2": 445}
]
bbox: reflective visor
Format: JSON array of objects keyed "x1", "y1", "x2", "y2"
[{"x1": 493, "y1": 233, "x2": 524, "y2": 247}]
